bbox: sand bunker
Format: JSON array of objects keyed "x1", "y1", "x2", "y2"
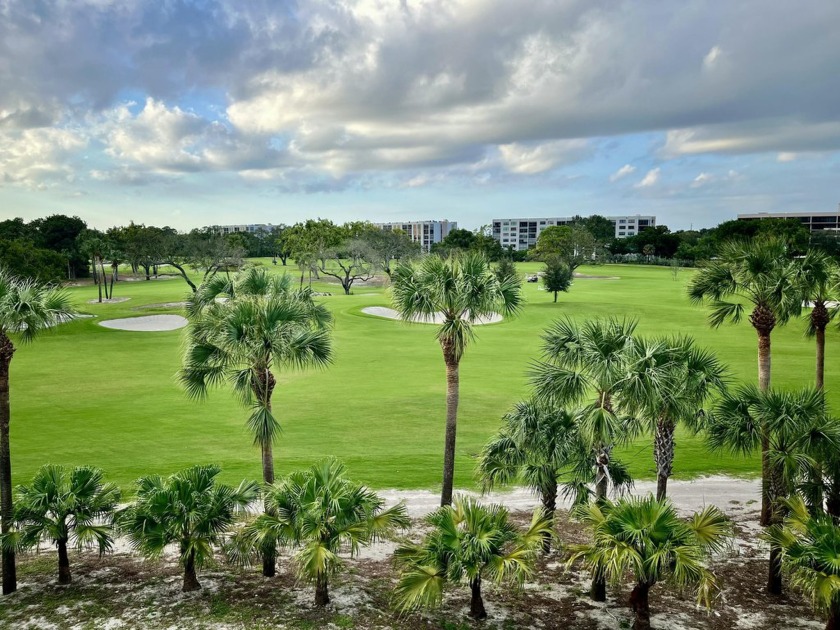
[
  {"x1": 361, "y1": 306, "x2": 502, "y2": 325},
  {"x1": 87, "y1": 297, "x2": 131, "y2": 304},
  {"x1": 99, "y1": 315, "x2": 188, "y2": 331}
]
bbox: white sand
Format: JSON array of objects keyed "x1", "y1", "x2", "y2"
[
  {"x1": 87, "y1": 297, "x2": 131, "y2": 304},
  {"x1": 361, "y1": 306, "x2": 503, "y2": 325},
  {"x1": 99, "y1": 315, "x2": 188, "y2": 331}
]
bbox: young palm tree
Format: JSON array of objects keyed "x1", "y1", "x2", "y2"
[
  {"x1": 11, "y1": 465, "x2": 119, "y2": 585},
  {"x1": 568, "y1": 496, "x2": 729, "y2": 630},
  {"x1": 0, "y1": 268, "x2": 74, "y2": 594},
  {"x1": 394, "y1": 496, "x2": 550, "y2": 620},
  {"x1": 765, "y1": 495, "x2": 840, "y2": 630},
  {"x1": 530, "y1": 317, "x2": 638, "y2": 600},
  {"x1": 688, "y1": 236, "x2": 798, "y2": 525},
  {"x1": 391, "y1": 252, "x2": 522, "y2": 506},
  {"x1": 791, "y1": 249, "x2": 838, "y2": 390},
  {"x1": 623, "y1": 336, "x2": 728, "y2": 500},
  {"x1": 120, "y1": 465, "x2": 258, "y2": 592},
  {"x1": 180, "y1": 267, "x2": 332, "y2": 576},
  {"x1": 233, "y1": 458, "x2": 409, "y2": 606},
  {"x1": 707, "y1": 385, "x2": 838, "y2": 595}
]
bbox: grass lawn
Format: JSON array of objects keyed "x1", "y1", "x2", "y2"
[{"x1": 8, "y1": 261, "x2": 838, "y2": 492}]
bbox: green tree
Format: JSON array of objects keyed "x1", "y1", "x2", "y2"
[
  {"x1": 180, "y1": 268, "x2": 333, "y2": 576},
  {"x1": 707, "y1": 385, "x2": 838, "y2": 594},
  {"x1": 493, "y1": 257, "x2": 518, "y2": 284},
  {"x1": 391, "y1": 253, "x2": 522, "y2": 506},
  {"x1": 318, "y1": 238, "x2": 378, "y2": 295},
  {"x1": 765, "y1": 495, "x2": 840, "y2": 630},
  {"x1": 395, "y1": 496, "x2": 551, "y2": 620},
  {"x1": 688, "y1": 237, "x2": 799, "y2": 525},
  {"x1": 534, "y1": 225, "x2": 601, "y2": 270},
  {"x1": 234, "y1": 458, "x2": 409, "y2": 606},
  {"x1": 0, "y1": 269, "x2": 74, "y2": 594},
  {"x1": 10, "y1": 465, "x2": 119, "y2": 585},
  {"x1": 541, "y1": 258, "x2": 573, "y2": 302},
  {"x1": 365, "y1": 228, "x2": 420, "y2": 279},
  {"x1": 568, "y1": 496, "x2": 729, "y2": 630},
  {"x1": 120, "y1": 465, "x2": 258, "y2": 592}
]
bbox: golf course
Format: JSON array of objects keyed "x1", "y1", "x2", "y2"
[{"x1": 12, "y1": 260, "x2": 835, "y2": 493}]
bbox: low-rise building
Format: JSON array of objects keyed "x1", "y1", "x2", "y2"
[
  {"x1": 375, "y1": 220, "x2": 458, "y2": 252},
  {"x1": 491, "y1": 215, "x2": 655, "y2": 251},
  {"x1": 209, "y1": 223, "x2": 274, "y2": 235},
  {"x1": 737, "y1": 210, "x2": 840, "y2": 233}
]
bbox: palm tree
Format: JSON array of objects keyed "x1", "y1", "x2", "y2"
[
  {"x1": 791, "y1": 249, "x2": 838, "y2": 390},
  {"x1": 530, "y1": 317, "x2": 638, "y2": 600},
  {"x1": 688, "y1": 236, "x2": 798, "y2": 525},
  {"x1": 623, "y1": 336, "x2": 728, "y2": 500},
  {"x1": 233, "y1": 458, "x2": 409, "y2": 606},
  {"x1": 10, "y1": 465, "x2": 119, "y2": 585},
  {"x1": 0, "y1": 268, "x2": 74, "y2": 594},
  {"x1": 391, "y1": 252, "x2": 522, "y2": 506},
  {"x1": 394, "y1": 496, "x2": 550, "y2": 620},
  {"x1": 765, "y1": 495, "x2": 840, "y2": 630},
  {"x1": 180, "y1": 267, "x2": 332, "y2": 577},
  {"x1": 477, "y1": 399, "x2": 606, "y2": 553},
  {"x1": 568, "y1": 496, "x2": 729, "y2": 630},
  {"x1": 120, "y1": 465, "x2": 258, "y2": 592},
  {"x1": 707, "y1": 385, "x2": 838, "y2": 595}
]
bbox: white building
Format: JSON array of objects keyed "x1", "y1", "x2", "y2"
[
  {"x1": 375, "y1": 220, "x2": 458, "y2": 252},
  {"x1": 491, "y1": 215, "x2": 656, "y2": 251},
  {"x1": 209, "y1": 223, "x2": 274, "y2": 235},
  {"x1": 737, "y1": 210, "x2": 840, "y2": 233}
]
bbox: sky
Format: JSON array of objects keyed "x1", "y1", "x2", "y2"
[{"x1": 1, "y1": 0, "x2": 839, "y2": 233}]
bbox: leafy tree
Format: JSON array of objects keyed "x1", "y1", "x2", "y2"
[
  {"x1": 578, "y1": 215, "x2": 616, "y2": 243},
  {"x1": 431, "y1": 228, "x2": 475, "y2": 253},
  {"x1": 120, "y1": 465, "x2": 258, "y2": 592},
  {"x1": 0, "y1": 240, "x2": 66, "y2": 284},
  {"x1": 765, "y1": 495, "x2": 840, "y2": 630},
  {"x1": 493, "y1": 258, "x2": 518, "y2": 284},
  {"x1": 270, "y1": 224, "x2": 291, "y2": 265},
  {"x1": 568, "y1": 496, "x2": 729, "y2": 630},
  {"x1": 395, "y1": 496, "x2": 551, "y2": 620},
  {"x1": 29, "y1": 214, "x2": 88, "y2": 278},
  {"x1": 688, "y1": 237, "x2": 799, "y2": 525},
  {"x1": 541, "y1": 258, "x2": 573, "y2": 302},
  {"x1": 234, "y1": 458, "x2": 409, "y2": 606},
  {"x1": 707, "y1": 385, "x2": 838, "y2": 594},
  {"x1": 367, "y1": 228, "x2": 421, "y2": 278},
  {"x1": 0, "y1": 269, "x2": 74, "y2": 594},
  {"x1": 534, "y1": 225, "x2": 600, "y2": 270},
  {"x1": 180, "y1": 268, "x2": 332, "y2": 576},
  {"x1": 318, "y1": 238, "x2": 378, "y2": 295},
  {"x1": 391, "y1": 253, "x2": 522, "y2": 506},
  {"x1": 10, "y1": 465, "x2": 119, "y2": 584}
]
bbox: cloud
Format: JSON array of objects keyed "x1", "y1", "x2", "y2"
[
  {"x1": 635, "y1": 168, "x2": 661, "y2": 188},
  {"x1": 610, "y1": 164, "x2": 636, "y2": 182},
  {"x1": 497, "y1": 139, "x2": 590, "y2": 174},
  {"x1": 777, "y1": 152, "x2": 797, "y2": 162},
  {"x1": 703, "y1": 46, "x2": 723, "y2": 69},
  {"x1": 0, "y1": 127, "x2": 87, "y2": 187}
]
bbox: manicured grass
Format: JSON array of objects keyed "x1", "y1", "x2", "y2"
[{"x1": 9, "y1": 261, "x2": 838, "y2": 492}]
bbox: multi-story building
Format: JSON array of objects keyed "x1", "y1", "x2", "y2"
[
  {"x1": 737, "y1": 210, "x2": 840, "y2": 233},
  {"x1": 491, "y1": 215, "x2": 656, "y2": 251},
  {"x1": 209, "y1": 223, "x2": 274, "y2": 235},
  {"x1": 375, "y1": 220, "x2": 458, "y2": 253}
]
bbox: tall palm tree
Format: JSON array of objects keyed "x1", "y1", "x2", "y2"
[
  {"x1": 391, "y1": 252, "x2": 522, "y2": 506},
  {"x1": 765, "y1": 495, "x2": 840, "y2": 630},
  {"x1": 530, "y1": 317, "x2": 638, "y2": 601},
  {"x1": 10, "y1": 465, "x2": 120, "y2": 585},
  {"x1": 0, "y1": 268, "x2": 74, "y2": 594},
  {"x1": 707, "y1": 385, "x2": 838, "y2": 595},
  {"x1": 120, "y1": 465, "x2": 258, "y2": 592},
  {"x1": 233, "y1": 458, "x2": 409, "y2": 606},
  {"x1": 394, "y1": 496, "x2": 550, "y2": 620},
  {"x1": 688, "y1": 236, "x2": 798, "y2": 525},
  {"x1": 568, "y1": 496, "x2": 729, "y2": 630},
  {"x1": 180, "y1": 267, "x2": 332, "y2": 577},
  {"x1": 622, "y1": 336, "x2": 728, "y2": 500},
  {"x1": 791, "y1": 249, "x2": 838, "y2": 390}
]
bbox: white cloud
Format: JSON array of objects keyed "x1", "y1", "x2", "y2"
[
  {"x1": 703, "y1": 46, "x2": 723, "y2": 69},
  {"x1": 610, "y1": 164, "x2": 636, "y2": 182},
  {"x1": 777, "y1": 152, "x2": 797, "y2": 162},
  {"x1": 497, "y1": 139, "x2": 589, "y2": 174},
  {"x1": 0, "y1": 127, "x2": 86, "y2": 187},
  {"x1": 691, "y1": 172, "x2": 714, "y2": 187},
  {"x1": 635, "y1": 168, "x2": 661, "y2": 188}
]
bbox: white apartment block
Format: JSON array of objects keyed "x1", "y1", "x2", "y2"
[
  {"x1": 737, "y1": 210, "x2": 840, "y2": 233},
  {"x1": 376, "y1": 220, "x2": 458, "y2": 252},
  {"x1": 209, "y1": 223, "x2": 274, "y2": 235},
  {"x1": 491, "y1": 215, "x2": 656, "y2": 251}
]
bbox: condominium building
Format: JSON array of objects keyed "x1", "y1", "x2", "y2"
[
  {"x1": 491, "y1": 215, "x2": 656, "y2": 251},
  {"x1": 209, "y1": 223, "x2": 274, "y2": 235},
  {"x1": 737, "y1": 210, "x2": 840, "y2": 233},
  {"x1": 375, "y1": 219, "x2": 458, "y2": 252}
]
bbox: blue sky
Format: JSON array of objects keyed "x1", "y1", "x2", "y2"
[{"x1": 1, "y1": 0, "x2": 839, "y2": 232}]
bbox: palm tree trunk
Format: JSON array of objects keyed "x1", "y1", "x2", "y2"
[
  {"x1": 0, "y1": 332, "x2": 16, "y2": 595},
  {"x1": 440, "y1": 344, "x2": 459, "y2": 507},
  {"x1": 469, "y1": 577, "x2": 487, "y2": 620},
  {"x1": 540, "y1": 481, "x2": 557, "y2": 554},
  {"x1": 827, "y1": 601, "x2": 840, "y2": 630},
  {"x1": 815, "y1": 327, "x2": 825, "y2": 390},
  {"x1": 315, "y1": 573, "x2": 329, "y2": 606},
  {"x1": 57, "y1": 539, "x2": 72, "y2": 585},
  {"x1": 654, "y1": 417, "x2": 675, "y2": 501},
  {"x1": 630, "y1": 581, "x2": 652, "y2": 630},
  {"x1": 757, "y1": 329, "x2": 772, "y2": 526},
  {"x1": 767, "y1": 465, "x2": 784, "y2": 595},
  {"x1": 182, "y1": 548, "x2": 201, "y2": 592},
  {"x1": 256, "y1": 369, "x2": 277, "y2": 578}
]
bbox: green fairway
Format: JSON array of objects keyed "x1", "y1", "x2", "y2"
[{"x1": 9, "y1": 262, "x2": 838, "y2": 492}]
